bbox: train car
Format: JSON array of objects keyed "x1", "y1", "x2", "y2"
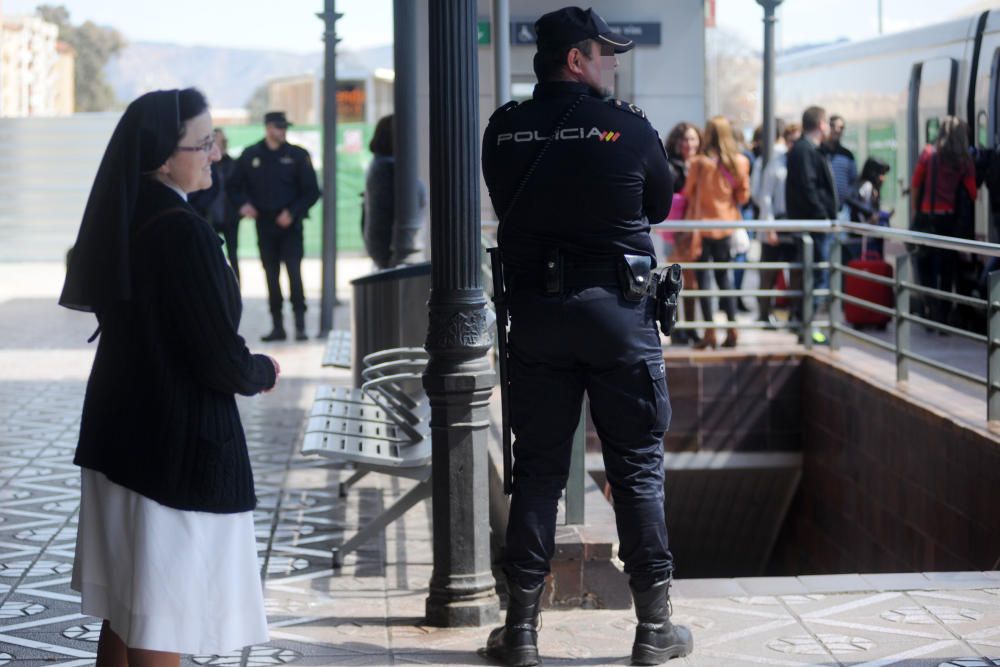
[{"x1": 776, "y1": 10, "x2": 999, "y2": 241}]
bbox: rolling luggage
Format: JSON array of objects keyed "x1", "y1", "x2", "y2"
[{"x1": 843, "y1": 245, "x2": 893, "y2": 329}]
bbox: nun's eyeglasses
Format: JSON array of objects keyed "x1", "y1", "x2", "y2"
[{"x1": 176, "y1": 138, "x2": 216, "y2": 154}]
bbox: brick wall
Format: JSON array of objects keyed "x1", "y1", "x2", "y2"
[{"x1": 769, "y1": 356, "x2": 1000, "y2": 575}]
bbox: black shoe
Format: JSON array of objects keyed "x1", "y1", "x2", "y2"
[
  {"x1": 295, "y1": 329, "x2": 309, "y2": 341},
  {"x1": 736, "y1": 299, "x2": 752, "y2": 313},
  {"x1": 630, "y1": 579, "x2": 693, "y2": 665},
  {"x1": 482, "y1": 580, "x2": 544, "y2": 667},
  {"x1": 261, "y1": 328, "x2": 287, "y2": 342}
]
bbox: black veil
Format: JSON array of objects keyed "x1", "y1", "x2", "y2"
[{"x1": 59, "y1": 89, "x2": 183, "y2": 313}]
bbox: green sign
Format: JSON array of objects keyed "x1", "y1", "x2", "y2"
[{"x1": 478, "y1": 19, "x2": 490, "y2": 45}]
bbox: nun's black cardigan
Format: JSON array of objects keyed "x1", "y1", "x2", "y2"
[{"x1": 74, "y1": 180, "x2": 276, "y2": 513}]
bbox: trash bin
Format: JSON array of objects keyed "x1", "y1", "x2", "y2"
[{"x1": 351, "y1": 262, "x2": 431, "y2": 386}]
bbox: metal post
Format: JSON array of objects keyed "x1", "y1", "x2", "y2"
[
  {"x1": 756, "y1": 1, "x2": 783, "y2": 172},
  {"x1": 801, "y1": 234, "x2": 814, "y2": 350},
  {"x1": 877, "y1": 0, "x2": 884, "y2": 35},
  {"x1": 829, "y1": 233, "x2": 842, "y2": 350},
  {"x1": 393, "y1": 0, "x2": 420, "y2": 267},
  {"x1": 492, "y1": 0, "x2": 511, "y2": 108},
  {"x1": 422, "y1": 0, "x2": 500, "y2": 628},
  {"x1": 566, "y1": 398, "x2": 586, "y2": 526},
  {"x1": 895, "y1": 255, "x2": 911, "y2": 384},
  {"x1": 988, "y1": 271, "x2": 1000, "y2": 421},
  {"x1": 317, "y1": 2, "x2": 341, "y2": 336}
]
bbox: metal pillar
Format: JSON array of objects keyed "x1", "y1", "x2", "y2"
[
  {"x1": 829, "y1": 234, "x2": 842, "y2": 351},
  {"x1": 491, "y1": 0, "x2": 511, "y2": 108},
  {"x1": 566, "y1": 398, "x2": 586, "y2": 526},
  {"x1": 422, "y1": 0, "x2": 500, "y2": 628},
  {"x1": 756, "y1": 0, "x2": 783, "y2": 172},
  {"x1": 801, "y1": 234, "x2": 814, "y2": 350},
  {"x1": 988, "y1": 271, "x2": 1000, "y2": 421},
  {"x1": 895, "y1": 255, "x2": 911, "y2": 384},
  {"x1": 317, "y1": 2, "x2": 341, "y2": 336},
  {"x1": 393, "y1": 0, "x2": 420, "y2": 267}
]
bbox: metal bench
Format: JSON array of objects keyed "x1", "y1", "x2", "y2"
[
  {"x1": 321, "y1": 329, "x2": 352, "y2": 368},
  {"x1": 302, "y1": 347, "x2": 431, "y2": 567}
]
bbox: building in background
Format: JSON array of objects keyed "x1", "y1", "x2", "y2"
[{"x1": 0, "y1": 15, "x2": 75, "y2": 117}]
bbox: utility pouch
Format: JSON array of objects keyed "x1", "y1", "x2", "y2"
[
  {"x1": 655, "y1": 263, "x2": 683, "y2": 336},
  {"x1": 618, "y1": 254, "x2": 653, "y2": 302},
  {"x1": 543, "y1": 248, "x2": 563, "y2": 295}
]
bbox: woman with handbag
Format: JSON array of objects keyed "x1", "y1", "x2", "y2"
[
  {"x1": 910, "y1": 116, "x2": 977, "y2": 326},
  {"x1": 60, "y1": 88, "x2": 279, "y2": 665},
  {"x1": 664, "y1": 122, "x2": 702, "y2": 345},
  {"x1": 682, "y1": 116, "x2": 751, "y2": 348}
]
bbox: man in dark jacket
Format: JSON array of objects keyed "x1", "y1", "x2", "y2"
[
  {"x1": 229, "y1": 111, "x2": 321, "y2": 341},
  {"x1": 786, "y1": 105, "x2": 836, "y2": 338}
]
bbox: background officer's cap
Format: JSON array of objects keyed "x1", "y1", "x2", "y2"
[
  {"x1": 534, "y1": 7, "x2": 634, "y2": 54},
  {"x1": 264, "y1": 111, "x2": 292, "y2": 128}
]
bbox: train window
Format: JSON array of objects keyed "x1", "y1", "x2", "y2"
[{"x1": 925, "y1": 117, "x2": 940, "y2": 144}]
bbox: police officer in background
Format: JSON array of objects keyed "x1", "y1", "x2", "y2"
[
  {"x1": 481, "y1": 7, "x2": 692, "y2": 666},
  {"x1": 229, "y1": 111, "x2": 321, "y2": 341}
]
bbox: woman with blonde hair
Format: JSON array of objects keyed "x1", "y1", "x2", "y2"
[
  {"x1": 682, "y1": 115, "x2": 751, "y2": 348},
  {"x1": 664, "y1": 121, "x2": 703, "y2": 345}
]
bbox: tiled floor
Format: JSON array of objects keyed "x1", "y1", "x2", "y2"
[{"x1": 1, "y1": 258, "x2": 999, "y2": 666}]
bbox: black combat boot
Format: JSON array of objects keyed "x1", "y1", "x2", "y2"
[
  {"x1": 262, "y1": 314, "x2": 286, "y2": 342},
  {"x1": 484, "y1": 580, "x2": 544, "y2": 667},
  {"x1": 293, "y1": 311, "x2": 308, "y2": 341},
  {"x1": 630, "y1": 579, "x2": 693, "y2": 665}
]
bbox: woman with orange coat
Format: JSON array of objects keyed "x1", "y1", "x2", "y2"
[{"x1": 682, "y1": 116, "x2": 751, "y2": 348}]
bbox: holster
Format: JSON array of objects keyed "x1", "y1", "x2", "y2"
[
  {"x1": 655, "y1": 264, "x2": 683, "y2": 336},
  {"x1": 617, "y1": 254, "x2": 653, "y2": 302}
]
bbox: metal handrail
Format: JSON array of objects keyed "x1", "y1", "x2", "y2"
[{"x1": 480, "y1": 217, "x2": 1000, "y2": 528}]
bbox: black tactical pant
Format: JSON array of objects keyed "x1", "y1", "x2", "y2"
[
  {"x1": 505, "y1": 285, "x2": 673, "y2": 592},
  {"x1": 256, "y1": 218, "x2": 306, "y2": 322}
]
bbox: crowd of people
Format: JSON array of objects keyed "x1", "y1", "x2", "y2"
[{"x1": 659, "y1": 105, "x2": 985, "y2": 346}]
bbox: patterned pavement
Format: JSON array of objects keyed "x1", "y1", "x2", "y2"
[{"x1": 1, "y1": 258, "x2": 999, "y2": 666}]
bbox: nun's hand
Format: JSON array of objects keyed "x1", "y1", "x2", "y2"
[
  {"x1": 240, "y1": 203, "x2": 259, "y2": 219},
  {"x1": 277, "y1": 209, "x2": 293, "y2": 228},
  {"x1": 263, "y1": 356, "x2": 280, "y2": 393}
]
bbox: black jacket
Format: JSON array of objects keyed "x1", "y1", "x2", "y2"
[
  {"x1": 482, "y1": 81, "x2": 672, "y2": 272},
  {"x1": 786, "y1": 138, "x2": 838, "y2": 220},
  {"x1": 74, "y1": 180, "x2": 276, "y2": 513},
  {"x1": 229, "y1": 139, "x2": 320, "y2": 221}
]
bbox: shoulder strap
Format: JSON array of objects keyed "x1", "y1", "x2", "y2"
[{"x1": 498, "y1": 95, "x2": 585, "y2": 240}]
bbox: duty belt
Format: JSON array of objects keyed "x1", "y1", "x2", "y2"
[{"x1": 510, "y1": 259, "x2": 626, "y2": 291}]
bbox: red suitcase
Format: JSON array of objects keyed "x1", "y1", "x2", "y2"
[{"x1": 843, "y1": 249, "x2": 893, "y2": 329}]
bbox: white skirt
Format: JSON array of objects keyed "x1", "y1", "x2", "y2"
[{"x1": 71, "y1": 468, "x2": 269, "y2": 655}]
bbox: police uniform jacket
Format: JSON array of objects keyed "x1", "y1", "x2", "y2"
[
  {"x1": 482, "y1": 81, "x2": 672, "y2": 274},
  {"x1": 73, "y1": 179, "x2": 276, "y2": 513},
  {"x1": 229, "y1": 139, "x2": 321, "y2": 220}
]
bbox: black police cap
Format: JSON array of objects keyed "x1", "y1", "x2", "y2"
[
  {"x1": 264, "y1": 111, "x2": 292, "y2": 128},
  {"x1": 534, "y1": 6, "x2": 634, "y2": 54}
]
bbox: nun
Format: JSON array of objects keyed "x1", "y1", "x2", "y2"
[{"x1": 60, "y1": 88, "x2": 280, "y2": 665}]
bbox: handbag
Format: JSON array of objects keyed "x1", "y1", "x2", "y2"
[
  {"x1": 730, "y1": 227, "x2": 751, "y2": 254},
  {"x1": 667, "y1": 192, "x2": 687, "y2": 220}
]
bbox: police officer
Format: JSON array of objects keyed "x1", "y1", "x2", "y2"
[
  {"x1": 230, "y1": 111, "x2": 321, "y2": 341},
  {"x1": 481, "y1": 7, "x2": 692, "y2": 666}
]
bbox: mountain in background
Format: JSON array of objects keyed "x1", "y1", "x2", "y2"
[{"x1": 105, "y1": 42, "x2": 392, "y2": 109}]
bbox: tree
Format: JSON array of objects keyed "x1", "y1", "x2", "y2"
[
  {"x1": 245, "y1": 84, "x2": 270, "y2": 124},
  {"x1": 36, "y1": 5, "x2": 126, "y2": 112}
]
